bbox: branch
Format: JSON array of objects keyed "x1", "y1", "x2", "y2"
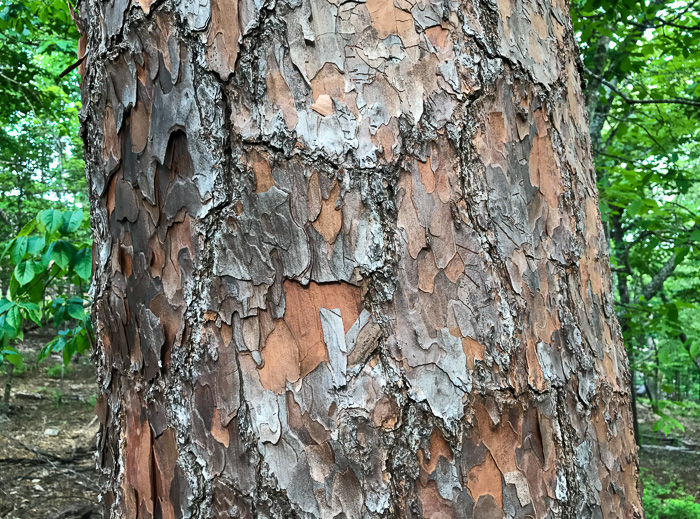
[
  {"x1": 0, "y1": 208, "x2": 11, "y2": 227},
  {"x1": 584, "y1": 67, "x2": 700, "y2": 108},
  {"x1": 642, "y1": 253, "x2": 677, "y2": 301},
  {"x1": 58, "y1": 55, "x2": 86, "y2": 79}
]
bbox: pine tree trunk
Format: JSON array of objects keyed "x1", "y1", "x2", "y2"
[{"x1": 80, "y1": 0, "x2": 642, "y2": 517}]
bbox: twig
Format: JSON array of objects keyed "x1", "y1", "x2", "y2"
[
  {"x1": 0, "y1": 432, "x2": 91, "y2": 464},
  {"x1": 58, "y1": 56, "x2": 86, "y2": 79},
  {"x1": 584, "y1": 67, "x2": 700, "y2": 107}
]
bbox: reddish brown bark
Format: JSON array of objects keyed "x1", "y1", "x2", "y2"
[{"x1": 80, "y1": 0, "x2": 642, "y2": 516}]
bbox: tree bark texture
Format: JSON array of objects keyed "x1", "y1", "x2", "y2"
[{"x1": 80, "y1": 0, "x2": 642, "y2": 517}]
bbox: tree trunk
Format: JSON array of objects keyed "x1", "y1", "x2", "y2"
[{"x1": 79, "y1": 0, "x2": 642, "y2": 517}]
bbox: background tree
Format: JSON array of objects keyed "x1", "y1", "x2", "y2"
[{"x1": 80, "y1": 0, "x2": 642, "y2": 517}]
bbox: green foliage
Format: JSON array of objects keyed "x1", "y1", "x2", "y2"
[
  {"x1": 571, "y1": 0, "x2": 700, "y2": 429},
  {"x1": 0, "y1": 358, "x2": 26, "y2": 376},
  {"x1": 46, "y1": 363, "x2": 71, "y2": 379},
  {"x1": 0, "y1": 209, "x2": 92, "y2": 367},
  {"x1": 0, "y1": 0, "x2": 87, "y2": 290},
  {"x1": 642, "y1": 470, "x2": 700, "y2": 519},
  {"x1": 650, "y1": 400, "x2": 686, "y2": 436}
]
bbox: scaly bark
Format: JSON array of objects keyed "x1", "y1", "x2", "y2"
[{"x1": 79, "y1": 0, "x2": 642, "y2": 517}]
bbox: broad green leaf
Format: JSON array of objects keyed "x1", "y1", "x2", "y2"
[
  {"x1": 690, "y1": 342, "x2": 700, "y2": 359},
  {"x1": 0, "y1": 299, "x2": 13, "y2": 315},
  {"x1": 66, "y1": 303, "x2": 84, "y2": 320},
  {"x1": 8, "y1": 276, "x2": 19, "y2": 301},
  {"x1": 18, "y1": 302, "x2": 42, "y2": 325},
  {"x1": 17, "y1": 218, "x2": 37, "y2": 237},
  {"x1": 61, "y1": 209, "x2": 83, "y2": 233},
  {"x1": 73, "y1": 248, "x2": 92, "y2": 281},
  {"x1": 27, "y1": 236, "x2": 46, "y2": 255},
  {"x1": 39, "y1": 209, "x2": 64, "y2": 234},
  {"x1": 6, "y1": 306, "x2": 20, "y2": 331},
  {"x1": 74, "y1": 330, "x2": 89, "y2": 354},
  {"x1": 14, "y1": 260, "x2": 37, "y2": 286},
  {"x1": 54, "y1": 305, "x2": 67, "y2": 328},
  {"x1": 627, "y1": 199, "x2": 643, "y2": 216},
  {"x1": 52, "y1": 240, "x2": 76, "y2": 270},
  {"x1": 63, "y1": 337, "x2": 76, "y2": 365},
  {"x1": 41, "y1": 241, "x2": 56, "y2": 269},
  {"x1": 11, "y1": 236, "x2": 28, "y2": 264},
  {"x1": 4, "y1": 349, "x2": 24, "y2": 367}
]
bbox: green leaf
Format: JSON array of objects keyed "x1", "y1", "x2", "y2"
[
  {"x1": 54, "y1": 305, "x2": 67, "y2": 328},
  {"x1": 674, "y1": 247, "x2": 690, "y2": 265},
  {"x1": 52, "y1": 336, "x2": 67, "y2": 352},
  {"x1": 627, "y1": 199, "x2": 643, "y2": 216},
  {"x1": 4, "y1": 349, "x2": 24, "y2": 367},
  {"x1": 41, "y1": 241, "x2": 56, "y2": 269},
  {"x1": 17, "y1": 218, "x2": 37, "y2": 237},
  {"x1": 52, "y1": 240, "x2": 76, "y2": 270},
  {"x1": 39, "y1": 209, "x2": 64, "y2": 234},
  {"x1": 27, "y1": 236, "x2": 46, "y2": 255},
  {"x1": 8, "y1": 275, "x2": 19, "y2": 301},
  {"x1": 63, "y1": 336, "x2": 76, "y2": 364},
  {"x1": 66, "y1": 303, "x2": 84, "y2": 320},
  {"x1": 6, "y1": 305, "x2": 20, "y2": 331},
  {"x1": 13, "y1": 260, "x2": 37, "y2": 286},
  {"x1": 0, "y1": 299, "x2": 13, "y2": 314},
  {"x1": 74, "y1": 330, "x2": 89, "y2": 355},
  {"x1": 11, "y1": 235, "x2": 28, "y2": 264},
  {"x1": 18, "y1": 302, "x2": 42, "y2": 325},
  {"x1": 38, "y1": 337, "x2": 59, "y2": 362},
  {"x1": 61, "y1": 209, "x2": 83, "y2": 234},
  {"x1": 73, "y1": 248, "x2": 92, "y2": 281},
  {"x1": 690, "y1": 342, "x2": 700, "y2": 359}
]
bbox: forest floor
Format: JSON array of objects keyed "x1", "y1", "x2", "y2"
[
  {"x1": 0, "y1": 338, "x2": 99, "y2": 519},
  {"x1": 0, "y1": 341, "x2": 698, "y2": 518},
  {"x1": 637, "y1": 398, "x2": 700, "y2": 505}
]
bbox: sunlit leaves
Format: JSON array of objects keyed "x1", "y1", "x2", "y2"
[
  {"x1": 10, "y1": 235, "x2": 27, "y2": 264},
  {"x1": 62, "y1": 210, "x2": 82, "y2": 234},
  {"x1": 13, "y1": 260, "x2": 36, "y2": 286},
  {"x1": 39, "y1": 208, "x2": 64, "y2": 235},
  {"x1": 73, "y1": 248, "x2": 91, "y2": 281},
  {"x1": 571, "y1": 0, "x2": 700, "y2": 434},
  {"x1": 51, "y1": 240, "x2": 75, "y2": 269},
  {"x1": 0, "y1": 209, "x2": 92, "y2": 367}
]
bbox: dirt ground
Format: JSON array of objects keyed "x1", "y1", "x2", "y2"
[
  {"x1": 0, "y1": 341, "x2": 698, "y2": 518},
  {"x1": 0, "y1": 340, "x2": 99, "y2": 519},
  {"x1": 637, "y1": 398, "x2": 700, "y2": 501}
]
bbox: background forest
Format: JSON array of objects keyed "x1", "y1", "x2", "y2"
[{"x1": 0, "y1": 0, "x2": 698, "y2": 517}]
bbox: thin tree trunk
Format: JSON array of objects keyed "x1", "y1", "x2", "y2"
[
  {"x1": 80, "y1": 0, "x2": 642, "y2": 517},
  {"x1": 2, "y1": 363, "x2": 13, "y2": 413}
]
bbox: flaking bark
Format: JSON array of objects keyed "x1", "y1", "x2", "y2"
[{"x1": 79, "y1": 0, "x2": 642, "y2": 516}]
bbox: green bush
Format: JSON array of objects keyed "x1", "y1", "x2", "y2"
[
  {"x1": 643, "y1": 470, "x2": 700, "y2": 519},
  {"x1": 46, "y1": 363, "x2": 71, "y2": 379},
  {"x1": 0, "y1": 360, "x2": 27, "y2": 376}
]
